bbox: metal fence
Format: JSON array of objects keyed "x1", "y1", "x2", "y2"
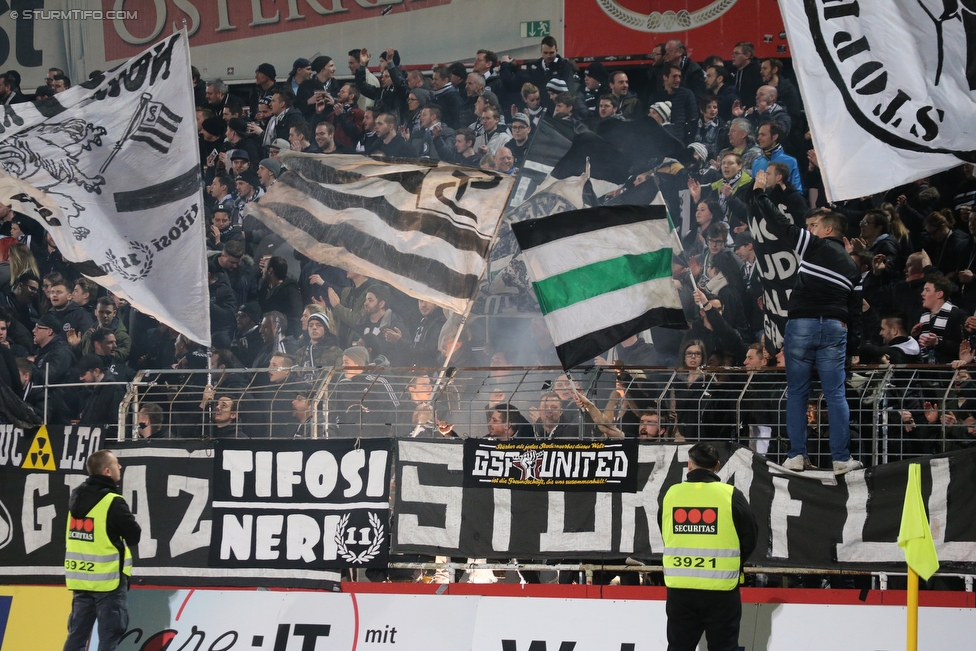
[{"x1": 28, "y1": 364, "x2": 961, "y2": 467}]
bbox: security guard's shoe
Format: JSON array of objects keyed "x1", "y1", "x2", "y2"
[{"x1": 832, "y1": 458, "x2": 864, "y2": 475}]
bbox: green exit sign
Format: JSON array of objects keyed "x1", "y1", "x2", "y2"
[{"x1": 520, "y1": 21, "x2": 551, "y2": 38}]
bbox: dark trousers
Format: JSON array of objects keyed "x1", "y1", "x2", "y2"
[
  {"x1": 63, "y1": 584, "x2": 129, "y2": 651},
  {"x1": 666, "y1": 586, "x2": 741, "y2": 651}
]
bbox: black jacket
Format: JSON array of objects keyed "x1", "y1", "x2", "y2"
[
  {"x1": 732, "y1": 59, "x2": 763, "y2": 109},
  {"x1": 258, "y1": 278, "x2": 304, "y2": 336},
  {"x1": 68, "y1": 474, "x2": 141, "y2": 582},
  {"x1": 78, "y1": 372, "x2": 126, "y2": 428},
  {"x1": 753, "y1": 191, "x2": 862, "y2": 354},
  {"x1": 34, "y1": 336, "x2": 75, "y2": 384},
  {"x1": 432, "y1": 86, "x2": 463, "y2": 130}
]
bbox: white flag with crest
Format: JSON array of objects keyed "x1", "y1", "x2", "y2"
[
  {"x1": 779, "y1": 0, "x2": 974, "y2": 201},
  {"x1": 0, "y1": 31, "x2": 211, "y2": 345}
]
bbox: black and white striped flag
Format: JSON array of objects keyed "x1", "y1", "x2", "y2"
[
  {"x1": 132, "y1": 99, "x2": 182, "y2": 154},
  {"x1": 245, "y1": 154, "x2": 515, "y2": 313}
]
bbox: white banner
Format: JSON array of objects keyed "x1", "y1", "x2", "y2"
[
  {"x1": 0, "y1": 31, "x2": 211, "y2": 345},
  {"x1": 104, "y1": 588, "x2": 976, "y2": 651},
  {"x1": 778, "y1": 0, "x2": 972, "y2": 201}
]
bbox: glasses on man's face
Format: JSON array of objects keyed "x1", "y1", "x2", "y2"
[
  {"x1": 685, "y1": 351, "x2": 703, "y2": 357},
  {"x1": 860, "y1": 220, "x2": 876, "y2": 227},
  {"x1": 707, "y1": 238, "x2": 725, "y2": 246}
]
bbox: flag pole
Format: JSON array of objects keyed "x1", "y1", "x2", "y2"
[{"x1": 907, "y1": 566, "x2": 919, "y2": 651}]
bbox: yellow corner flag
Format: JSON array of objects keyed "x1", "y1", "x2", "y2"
[{"x1": 897, "y1": 463, "x2": 939, "y2": 581}]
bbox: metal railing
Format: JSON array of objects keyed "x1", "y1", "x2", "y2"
[{"x1": 19, "y1": 363, "x2": 970, "y2": 466}]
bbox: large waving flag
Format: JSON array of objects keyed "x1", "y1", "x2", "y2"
[
  {"x1": 0, "y1": 32, "x2": 211, "y2": 345},
  {"x1": 246, "y1": 153, "x2": 514, "y2": 314},
  {"x1": 779, "y1": 0, "x2": 972, "y2": 201},
  {"x1": 511, "y1": 201, "x2": 687, "y2": 369}
]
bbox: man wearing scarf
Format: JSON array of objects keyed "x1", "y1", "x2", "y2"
[{"x1": 750, "y1": 121, "x2": 803, "y2": 192}]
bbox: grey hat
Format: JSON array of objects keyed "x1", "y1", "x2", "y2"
[
  {"x1": 511, "y1": 112, "x2": 530, "y2": 126},
  {"x1": 688, "y1": 142, "x2": 709, "y2": 162},
  {"x1": 259, "y1": 158, "x2": 282, "y2": 178},
  {"x1": 270, "y1": 138, "x2": 290, "y2": 152},
  {"x1": 343, "y1": 346, "x2": 370, "y2": 367}
]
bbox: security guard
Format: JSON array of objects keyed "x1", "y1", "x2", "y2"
[
  {"x1": 660, "y1": 443, "x2": 757, "y2": 651},
  {"x1": 63, "y1": 450, "x2": 141, "y2": 651}
]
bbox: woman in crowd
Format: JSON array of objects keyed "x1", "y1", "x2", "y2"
[{"x1": 671, "y1": 339, "x2": 709, "y2": 441}]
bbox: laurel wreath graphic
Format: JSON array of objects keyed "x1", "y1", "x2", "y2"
[
  {"x1": 596, "y1": 0, "x2": 737, "y2": 32},
  {"x1": 334, "y1": 512, "x2": 385, "y2": 564},
  {"x1": 107, "y1": 240, "x2": 154, "y2": 282}
]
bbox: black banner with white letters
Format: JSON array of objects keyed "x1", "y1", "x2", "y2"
[
  {"x1": 210, "y1": 439, "x2": 393, "y2": 571},
  {"x1": 463, "y1": 439, "x2": 638, "y2": 491},
  {"x1": 396, "y1": 440, "x2": 976, "y2": 571},
  {"x1": 0, "y1": 434, "x2": 237, "y2": 587}
]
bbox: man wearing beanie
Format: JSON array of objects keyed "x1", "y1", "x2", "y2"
[
  {"x1": 200, "y1": 116, "x2": 226, "y2": 177},
  {"x1": 249, "y1": 62, "x2": 278, "y2": 118},
  {"x1": 256, "y1": 158, "x2": 282, "y2": 190},
  {"x1": 234, "y1": 170, "x2": 264, "y2": 237},
  {"x1": 581, "y1": 62, "x2": 609, "y2": 120},
  {"x1": 298, "y1": 56, "x2": 341, "y2": 119}
]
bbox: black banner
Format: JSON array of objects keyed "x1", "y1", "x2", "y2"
[
  {"x1": 0, "y1": 433, "x2": 242, "y2": 587},
  {"x1": 395, "y1": 440, "x2": 976, "y2": 571},
  {"x1": 210, "y1": 439, "x2": 393, "y2": 570},
  {"x1": 0, "y1": 435, "x2": 341, "y2": 588},
  {"x1": 463, "y1": 439, "x2": 638, "y2": 491},
  {"x1": 748, "y1": 207, "x2": 799, "y2": 353}
]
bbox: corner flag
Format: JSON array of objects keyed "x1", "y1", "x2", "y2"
[{"x1": 897, "y1": 463, "x2": 939, "y2": 581}]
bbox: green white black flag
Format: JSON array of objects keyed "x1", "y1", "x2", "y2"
[{"x1": 511, "y1": 201, "x2": 686, "y2": 370}]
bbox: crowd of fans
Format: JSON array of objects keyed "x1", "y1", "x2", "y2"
[{"x1": 0, "y1": 38, "x2": 973, "y2": 460}]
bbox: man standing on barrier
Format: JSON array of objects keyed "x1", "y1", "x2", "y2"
[
  {"x1": 660, "y1": 443, "x2": 757, "y2": 651},
  {"x1": 63, "y1": 450, "x2": 141, "y2": 651},
  {"x1": 752, "y1": 170, "x2": 863, "y2": 474}
]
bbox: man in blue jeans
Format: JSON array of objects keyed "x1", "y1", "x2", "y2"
[{"x1": 752, "y1": 170, "x2": 863, "y2": 474}]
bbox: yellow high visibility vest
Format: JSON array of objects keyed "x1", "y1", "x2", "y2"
[
  {"x1": 662, "y1": 480, "x2": 741, "y2": 590},
  {"x1": 64, "y1": 492, "x2": 132, "y2": 591}
]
